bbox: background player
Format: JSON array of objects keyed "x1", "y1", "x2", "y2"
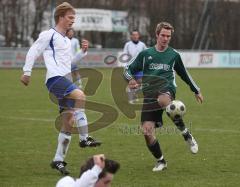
[
  {"x1": 66, "y1": 28, "x2": 83, "y2": 88},
  {"x1": 123, "y1": 30, "x2": 147, "y2": 104},
  {"x1": 124, "y1": 22, "x2": 203, "y2": 171}
]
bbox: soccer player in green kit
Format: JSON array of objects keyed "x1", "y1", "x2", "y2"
[{"x1": 124, "y1": 22, "x2": 204, "y2": 172}]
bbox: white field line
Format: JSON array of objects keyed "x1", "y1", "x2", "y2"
[
  {"x1": 117, "y1": 123, "x2": 240, "y2": 134},
  {"x1": 0, "y1": 115, "x2": 102, "y2": 125},
  {"x1": 0, "y1": 116, "x2": 54, "y2": 122},
  {"x1": 0, "y1": 116, "x2": 240, "y2": 134},
  {"x1": 193, "y1": 128, "x2": 240, "y2": 134}
]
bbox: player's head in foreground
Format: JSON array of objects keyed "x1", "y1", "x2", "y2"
[
  {"x1": 54, "y1": 2, "x2": 76, "y2": 33},
  {"x1": 155, "y1": 22, "x2": 174, "y2": 51},
  {"x1": 80, "y1": 155, "x2": 120, "y2": 187}
]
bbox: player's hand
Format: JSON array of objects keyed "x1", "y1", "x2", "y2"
[
  {"x1": 128, "y1": 79, "x2": 139, "y2": 89},
  {"x1": 20, "y1": 74, "x2": 30, "y2": 86},
  {"x1": 81, "y1": 39, "x2": 89, "y2": 53},
  {"x1": 93, "y1": 154, "x2": 105, "y2": 169},
  {"x1": 195, "y1": 92, "x2": 203, "y2": 103}
]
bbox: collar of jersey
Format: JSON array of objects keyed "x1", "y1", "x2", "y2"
[
  {"x1": 154, "y1": 45, "x2": 169, "y2": 53},
  {"x1": 51, "y1": 28, "x2": 66, "y2": 38}
]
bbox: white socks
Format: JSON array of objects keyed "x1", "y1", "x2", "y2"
[
  {"x1": 53, "y1": 110, "x2": 89, "y2": 162},
  {"x1": 53, "y1": 132, "x2": 71, "y2": 162},
  {"x1": 181, "y1": 128, "x2": 189, "y2": 135},
  {"x1": 157, "y1": 155, "x2": 164, "y2": 162},
  {"x1": 74, "y1": 109, "x2": 89, "y2": 141}
]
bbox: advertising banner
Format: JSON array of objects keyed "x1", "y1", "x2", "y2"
[
  {"x1": 0, "y1": 49, "x2": 240, "y2": 68},
  {"x1": 218, "y1": 52, "x2": 240, "y2": 68},
  {"x1": 73, "y1": 9, "x2": 112, "y2": 32},
  {"x1": 180, "y1": 51, "x2": 219, "y2": 68},
  {"x1": 73, "y1": 9, "x2": 128, "y2": 32},
  {"x1": 111, "y1": 11, "x2": 128, "y2": 32}
]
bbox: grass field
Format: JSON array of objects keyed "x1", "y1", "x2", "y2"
[{"x1": 0, "y1": 68, "x2": 240, "y2": 187}]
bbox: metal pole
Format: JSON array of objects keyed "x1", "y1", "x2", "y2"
[
  {"x1": 192, "y1": 0, "x2": 209, "y2": 49},
  {"x1": 50, "y1": 0, "x2": 56, "y2": 27}
]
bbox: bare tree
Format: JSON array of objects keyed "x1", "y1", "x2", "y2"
[
  {"x1": 0, "y1": 0, "x2": 239, "y2": 49},
  {"x1": 0, "y1": 0, "x2": 50, "y2": 47},
  {"x1": 31, "y1": 0, "x2": 50, "y2": 41}
]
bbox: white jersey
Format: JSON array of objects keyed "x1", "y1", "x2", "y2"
[
  {"x1": 56, "y1": 165, "x2": 102, "y2": 187},
  {"x1": 23, "y1": 28, "x2": 73, "y2": 82},
  {"x1": 123, "y1": 40, "x2": 147, "y2": 59},
  {"x1": 70, "y1": 37, "x2": 80, "y2": 57}
]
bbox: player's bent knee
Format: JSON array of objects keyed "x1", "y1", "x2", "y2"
[
  {"x1": 142, "y1": 122, "x2": 155, "y2": 136},
  {"x1": 157, "y1": 94, "x2": 171, "y2": 108},
  {"x1": 67, "y1": 89, "x2": 86, "y2": 101}
]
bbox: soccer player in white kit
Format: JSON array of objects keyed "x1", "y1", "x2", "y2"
[
  {"x1": 66, "y1": 28, "x2": 82, "y2": 87},
  {"x1": 20, "y1": 2, "x2": 98, "y2": 175},
  {"x1": 123, "y1": 30, "x2": 147, "y2": 104},
  {"x1": 56, "y1": 154, "x2": 120, "y2": 187},
  {"x1": 123, "y1": 30, "x2": 147, "y2": 59}
]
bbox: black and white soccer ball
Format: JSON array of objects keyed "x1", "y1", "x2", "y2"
[{"x1": 166, "y1": 100, "x2": 186, "y2": 120}]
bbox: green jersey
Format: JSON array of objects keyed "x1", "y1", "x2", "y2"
[{"x1": 124, "y1": 46, "x2": 200, "y2": 96}]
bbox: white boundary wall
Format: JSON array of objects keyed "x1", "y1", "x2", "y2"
[{"x1": 0, "y1": 48, "x2": 240, "y2": 68}]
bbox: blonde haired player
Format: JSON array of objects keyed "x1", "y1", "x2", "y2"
[{"x1": 21, "y1": 2, "x2": 100, "y2": 175}]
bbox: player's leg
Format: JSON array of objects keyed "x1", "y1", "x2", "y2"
[
  {"x1": 66, "y1": 89, "x2": 101, "y2": 147},
  {"x1": 67, "y1": 89, "x2": 101, "y2": 147},
  {"x1": 157, "y1": 92, "x2": 198, "y2": 154},
  {"x1": 172, "y1": 117, "x2": 198, "y2": 154},
  {"x1": 157, "y1": 92, "x2": 172, "y2": 108},
  {"x1": 74, "y1": 107, "x2": 101, "y2": 148},
  {"x1": 142, "y1": 121, "x2": 167, "y2": 171},
  {"x1": 141, "y1": 99, "x2": 167, "y2": 171},
  {"x1": 46, "y1": 76, "x2": 76, "y2": 175},
  {"x1": 51, "y1": 109, "x2": 74, "y2": 175}
]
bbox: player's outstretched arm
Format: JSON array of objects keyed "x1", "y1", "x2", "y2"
[
  {"x1": 21, "y1": 31, "x2": 52, "y2": 86},
  {"x1": 174, "y1": 54, "x2": 201, "y2": 94},
  {"x1": 195, "y1": 92, "x2": 203, "y2": 103}
]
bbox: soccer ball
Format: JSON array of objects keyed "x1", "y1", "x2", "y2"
[{"x1": 166, "y1": 100, "x2": 186, "y2": 120}]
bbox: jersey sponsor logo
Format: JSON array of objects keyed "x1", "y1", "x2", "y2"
[{"x1": 149, "y1": 63, "x2": 170, "y2": 71}]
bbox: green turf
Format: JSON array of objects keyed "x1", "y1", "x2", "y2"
[{"x1": 0, "y1": 68, "x2": 239, "y2": 187}]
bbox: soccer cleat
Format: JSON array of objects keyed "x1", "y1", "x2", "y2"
[
  {"x1": 79, "y1": 136, "x2": 102, "y2": 148},
  {"x1": 186, "y1": 134, "x2": 198, "y2": 154},
  {"x1": 152, "y1": 159, "x2": 167, "y2": 172},
  {"x1": 50, "y1": 161, "x2": 70, "y2": 175}
]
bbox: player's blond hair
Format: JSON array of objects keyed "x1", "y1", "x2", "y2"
[
  {"x1": 155, "y1": 22, "x2": 174, "y2": 36},
  {"x1": 54, "y1": 2, "x2": 75, "y2": 24}
]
